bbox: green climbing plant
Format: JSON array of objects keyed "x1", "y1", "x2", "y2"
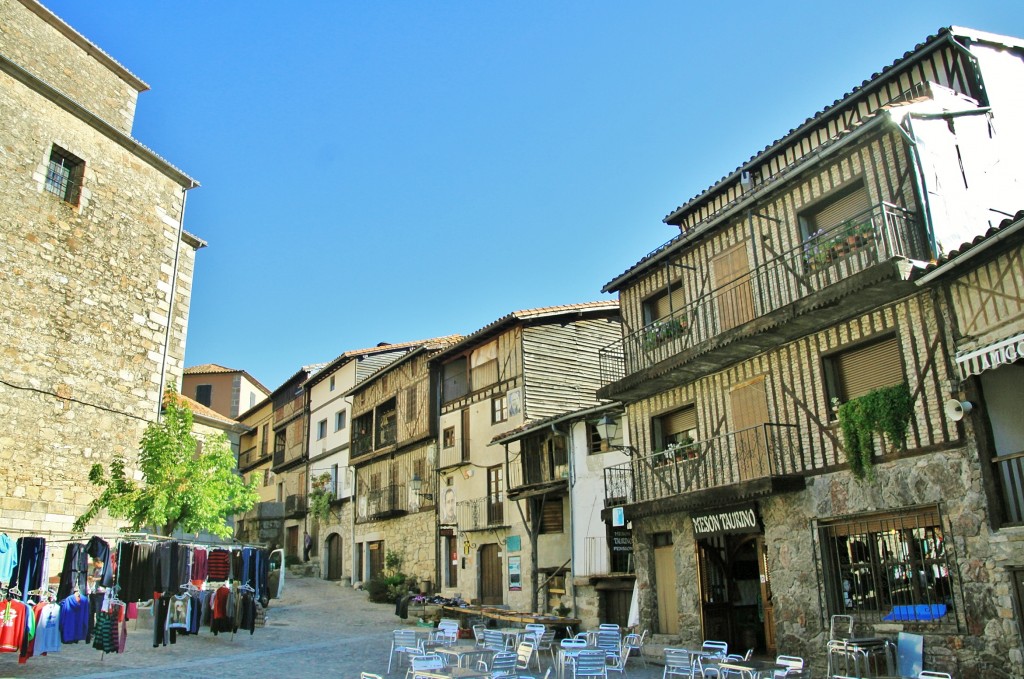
[
  {"x1": 836, "y1": 382, "x2": 914, "y2": 481},
  {"x1": 308, "y1": 472, "x2": 334, "y2": 524}
]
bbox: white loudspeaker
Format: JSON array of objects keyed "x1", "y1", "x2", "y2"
[{"x1": 944, "y1": 399, "x2": 973, "y2": 422}]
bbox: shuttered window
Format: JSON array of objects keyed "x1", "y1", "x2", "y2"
[
  {"x1": 802, "y1": 182, "x2": 872, "y2": 236},
  {"x1": 827, "y1": 335, "x2": 904, "y2": 403},
  {"x1": 643, "y1": 281, "x2": 686, "y2": 324},
  {"x1": 540, "y1": 498, "x2": 564, "y2": 534},
  {"x1": 653, "y1": 405, "x2": 697, "y2": 449}
]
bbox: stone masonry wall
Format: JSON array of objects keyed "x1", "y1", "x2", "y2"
[
  {"x1": 0, "y1": 22, "x2": 196, "y2": 538},
  {"x1": 355, "y1": 509, "x2": 437, "y2": 589},
  {"x1": 0, "y1": 0, "x2": 141, "y2": 134}
]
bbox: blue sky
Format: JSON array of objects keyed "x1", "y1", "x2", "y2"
[{"x1": 44, "y1": 1, "x2": 1024, "y2": 391}]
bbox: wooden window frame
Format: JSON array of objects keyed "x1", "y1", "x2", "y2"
[
  {"x1": 492, "y1": 395, "x2": 508, "y2": 424},
  {"x1": 44, "y1": 145, "x2": 85, "y2": 205},
  {"x1": 335, "y1": 410, "x2": 347, "y2": 432},
  {"x1": 443, "y1": 426, "x2": 456, "y2": 449},
  {"x1": 822, "y1": 333, "x2": 904, "y2": 415}
]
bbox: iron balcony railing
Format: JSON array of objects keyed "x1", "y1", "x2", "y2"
[
  {"x1": 359, "y1": 484, "x2": 408, "y2": 521},
  {"x1": 457, "y1": 496, "x2": 510, "y2": 531},
  {"x1": 507, "y1": 456, "x2": 569, "y2": 491},
  {"x1": 603, "y1": 423, "x2": 804, "y2": 507},
  {"x1": 599, "y1": 203, "x2": 925, "y2": 385}
]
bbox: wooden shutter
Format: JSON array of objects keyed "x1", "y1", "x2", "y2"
[
  {"x1": 713, "y1": 243, "x2": 755, "y2": 330},
  {"x1": 812, "y1": 186, "x2": 871, "y2": 231},
  {"x1": 837, "y1": 336, "x2": 903, "y2": 400},
  {"x1": 649, "y1": 283, "x2": 687, "y2": 322},
  {"x1": 662, "y1": 407, "x2": 697, "y2": 437},
  {"x1": 541, "y1": 499, "x2": 564, "y2": 533}
]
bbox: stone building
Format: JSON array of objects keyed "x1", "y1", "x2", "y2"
[
  {"x1": 349, "y1": 338, "x2": 461, "y2": 589},
  {"x1": 304, "y1": 336, "x2": 460, "y2": 583},
  {"x1": 0, "y1": 0, "x2": 200, "y2": 537},
  {"x1": 235, "y1": 395, "x2": 280, "y2": 549},
  {"x1": 596, "y1": 27, "x2": 1024, "y2": 677}
]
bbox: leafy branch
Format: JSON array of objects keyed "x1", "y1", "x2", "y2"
[
  {"x1": 308, "y1": 472, "x2": 335, "y2": 524},
  {"x1": 836, "y1": 382, "x2": 913, "y2": 481}
]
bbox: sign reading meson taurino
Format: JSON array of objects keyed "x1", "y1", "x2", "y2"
[{"x1": 691, "y1": 503, "x2": 761, "y2": 537}]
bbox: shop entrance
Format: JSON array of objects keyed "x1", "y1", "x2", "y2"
[{"x1": 696, "y1": 529, "x2": 775, "y2": 655}]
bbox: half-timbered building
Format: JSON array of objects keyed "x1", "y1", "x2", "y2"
[
  {"x1": 430, "y1": 302, "x2": 620, "y2": 610},
  {"x1": 349, "y1": 338, "x2": 461, "y2": 588},
  {"x1": 597, "y1": 27, "x2": 1024, "y2": 676},
  {"x1": 304, "y1": 336, "x2": 460, "y2": 583}
]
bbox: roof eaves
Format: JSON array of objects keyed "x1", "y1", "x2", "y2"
[{"x1": 490, "y1": 402, "x2": 622, "y2": 446}]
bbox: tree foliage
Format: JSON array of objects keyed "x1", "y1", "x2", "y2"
[
  {"x1": 308, "y1": 472, "x2": 334, "y2": 524},
  {"x1": 74, "y1": 391, "x2": 259, "y2": 537}
]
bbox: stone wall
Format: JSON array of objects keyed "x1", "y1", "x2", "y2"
[
  {"x1": 0, "y1": 0, "x2": 142, "y2": 134},
  {"x1": 0, "y1": 0, "x2": 197, "y2": 538},
  {"x1": 355, "y1": 509, "x2": 437, "y2": 588}
]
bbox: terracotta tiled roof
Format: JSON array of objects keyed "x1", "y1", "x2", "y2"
[
  {"x1": 184, "y1": 364, "x2": 235, "y2": 374},
  {"x1": 915, "y1": 210, "x2": 1024, "y2": 281},
  {"x1": 165, "y1": 392, "x2": 240, "y2": 427},
  {"x1": 432, "y1": 301, "x2": 620, "y2": 362},
  {"x1": 183, "y1": 364, "x2": 271, "y2": 395},
  {"x1": 309, "y1": 335, "x2": 464, "y2": 387}
]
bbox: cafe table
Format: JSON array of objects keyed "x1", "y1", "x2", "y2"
[
  {"x1": 494, "y1": 627, "x2": 525, "y2": 649},
  {"x1": 712, "y1": 658, "x2": 788, "y2": 679},
  {"x1": 414, "y1": 667, "x2": 490, "y2": 679},
  {"x1": 556, "y1": 644, "x2": 601, "y2": 679},
  {"x1": 434, "y1": 643, "x2": 492, "y2": 668}
]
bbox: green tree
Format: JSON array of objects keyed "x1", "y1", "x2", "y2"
[{"x1": 73, "y1": 390, "x2": 259, "y2": 538}]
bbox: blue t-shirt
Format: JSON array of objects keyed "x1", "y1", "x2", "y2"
[
  {"x1": 0, "y1": 533, "x2": 17, "y2": 585},
  {"x1": 59, "y1": 594, "x2": 89, "y2": 643}
]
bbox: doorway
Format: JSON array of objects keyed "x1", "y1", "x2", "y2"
[
  {"x1": 696, "y1": 532, "x2": 775, "y2": 655},
  {"x1": 653, "y1": 532, "x2": 679, "y2": 635},
  {"x1": 480, "y1": 543, "x2": 503, "y2": 605},
  {"x1": 287, "y1": 525, "x2": 299, "y2": 561},
  {"x1": 326, "y1": 533, "x2": 343, "y2": 580}
]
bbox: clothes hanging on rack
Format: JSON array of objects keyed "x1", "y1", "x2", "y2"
[
  {"x1": 11, "y1": 537, "x2": 46, "y2": 601},
  {"x1": 56, "y1": 543, "x2": 88, "y2": 601},
  {"x1": 191, "y1": 547, "x2": 208, "y2": 582},
  {"x1": 0, "y1": 534, "x2": 17, "y2": 584},
  {"x1": 0, "y1": 598, "x2": 36, "y2": 664},
  {"x1": 117, "y1": 541, "x2": 155, "y2": 603},
  {"x1": 85, "y1": 536, "x2": 113, "y2": 588},
  {"x1": 207, "y1": 548, "x2": 230, "y2": 581},
  {"x1": 32, "y1": 601, "x2": 61, "y2": 657},
  {"x1": 59, "y1": 592, "x2": 89, "y2": 644}
]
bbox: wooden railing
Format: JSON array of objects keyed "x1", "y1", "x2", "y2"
[
  {"x1": 603, "y1": 423, "x2": 804, "y2": 506},
  {"x1": 600, "y1": 203, "x2": 924, "y2": 385}
]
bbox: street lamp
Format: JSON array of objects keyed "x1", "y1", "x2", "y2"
[
  {"x1": 595, "y1": 414, "x2": 619, "y2": 444},
  {"x1": 410, "y1": 474, "x2": 433, "y2": 501}
]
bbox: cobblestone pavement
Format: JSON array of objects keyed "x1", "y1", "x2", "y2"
[{"x1": 0, "y1": 577, "x2": 665, "y2": 679}]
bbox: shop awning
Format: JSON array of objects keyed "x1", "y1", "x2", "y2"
[{"x1": 955, "y1": 331, "x2": 1024, "y2": 379}]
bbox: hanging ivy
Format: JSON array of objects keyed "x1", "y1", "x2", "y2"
[
  {"x1": 836, "y1": 382, "x2": 914, "y2": 481},
  {"x1": 308, "y1": 472, "x2": 335, "y2": 524}
]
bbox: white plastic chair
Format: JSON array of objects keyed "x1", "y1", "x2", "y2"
[
  {"x1": 574, "y1": 649, "x2": 608, "y2": 679},
  {"x1": 483, "y1": 629, "x2": 507, "y2": 652},
  {"x1": 516, "y1": 640, "x2": 538, "y2": 673},
  {"x1": 388, "y1": 629, "x2": 424, "y2": 674},
  {"x1": 701, "y1": 641, "x2": 728, "y2": 659},
  {"x1": 830, "y1": 614, "x2": 854, "y2": 640},
  {"x1": 663, "y1": 647, "x2": 699, "y2": 679},
  {"x1": 406, "y1": 654, "x2": 445, "y2": 679},
  {"x1": 473, "y1": 623, "x2": 488, "y2": 648},
  {"x1": 433, "y1": 620, "x2": 460, "y2": 647},
  {"x1": 918, "y1": 673, "x2": 952, "y2": 679},
  {"x1": 773, "y1": 655, "x2": 804, "y2": 678},
  {"x1": 479, "y1": 650, "x2": 518, "y2": 678},
  {"x1": 621, "y1": 632, "x2": 647, "y2": 669},
  {"x1": 536, "y1": 627, "x2": 558, "y2": 668},
  {"x1": 561, "y1": 638, "x2": 589, "y2": 677}
]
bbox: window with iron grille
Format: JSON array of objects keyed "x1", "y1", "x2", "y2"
[
  {"x1": 44, "y1": 145, "x2": 85, "y2": 205},
  {"x1": 816, "y1": 505, "x2": 956, "y2": 625}
]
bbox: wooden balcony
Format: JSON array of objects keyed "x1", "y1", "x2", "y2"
[
  {"x1": 599, "y1": 203, "x2": 925, "y2": 401},
  {"x1": 356, "y1": 484, "x2": 408, "y2": 522},
  {"x1": 507, "y1": 457, "x2": 569, "y2": 499},
  {"x1": 457, "y1": 496, "x2": 511, "y2": 532},
  {"x1": 603, "y1": 423, "x2": 807, "y2": 517}
]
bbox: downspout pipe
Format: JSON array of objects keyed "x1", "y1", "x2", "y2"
[
  {"x1": 553, "y1": 422, "x2": 579, "y2": 622},
  {"x1": 156, "y1": 186, "x2": 191, "y2": 421},
  {"x1": 892, "y1": 117, "x2": 936, "y2": 258}
]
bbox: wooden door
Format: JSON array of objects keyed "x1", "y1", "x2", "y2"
[
  {"x1": 287, "y1": 525, "x2": 299, "y2": 560},
  {"x1": 730, "y1": 377, "x2": 770, "y2": 481},
  {"x1": 713, "y1": 243, "x2": 755, "y2": 332},
  {"x1": 326, "y1": 533, "x2": 343, "y2": 580},
  {"x1": 757, "y1": 535, "x2": 777, "y2": 654},
  {"x1": 480, "y1": 543, "x2": 503, "y2": 605},
  {"x1": 654, "y1": 543, "x2": 679, "y2": 635},
  {"x1": 368, "y1": 540, "x2": 384, "y2": 579},
  {"x1": 461, "y1": 408, "x2": 471, "y2": 462}
]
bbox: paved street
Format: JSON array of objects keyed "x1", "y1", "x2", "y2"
[{"x1": 0, "y1": 577, "x2": 664, "y2": 679}]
